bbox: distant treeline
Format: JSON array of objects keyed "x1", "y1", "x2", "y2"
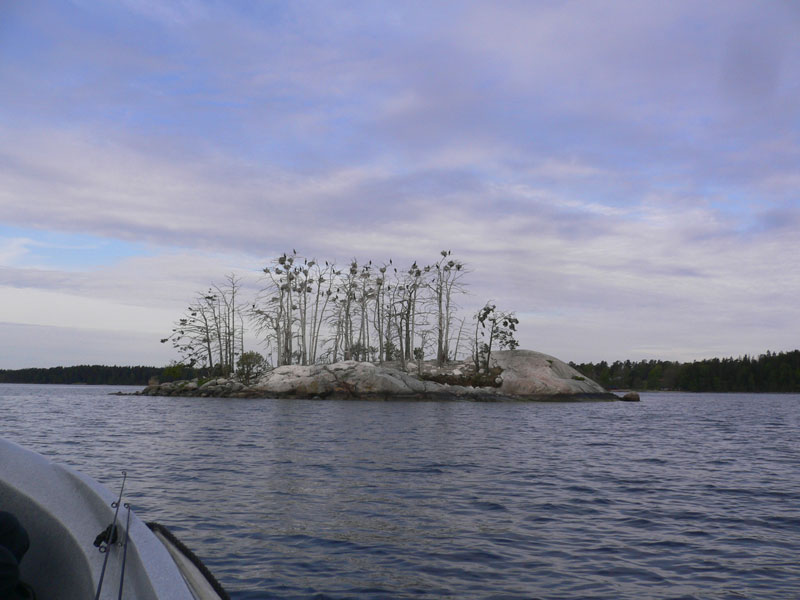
[
  {"x1": 571, "y1": 350, "x2": 800, "y2": 392},
  {"x1": 0, "y1": 364, "x2": 200, "y2": 386},
  {"x1": 3, "y1": 350, "x2": 800, "y2": 391}
]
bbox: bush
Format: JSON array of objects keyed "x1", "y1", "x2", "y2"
[{"x1": 236, "y1": 351, "x2": 268, "y2": 385}]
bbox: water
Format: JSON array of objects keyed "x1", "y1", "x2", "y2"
[{"x1": 2, "y1": 385, "x2": 799, "y2": 599}]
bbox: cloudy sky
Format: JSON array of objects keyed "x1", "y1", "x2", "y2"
[{"x1": 1, "y1": 1, "x2": 798, "y2": 369}]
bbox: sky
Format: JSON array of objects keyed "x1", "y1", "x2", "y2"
[{"x1": 1, "y1": 0, "x2": 798, "y2": 369}]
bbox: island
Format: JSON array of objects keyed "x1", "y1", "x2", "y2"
[{"x1": 136, "y1": 350, "x2": 628, "y2": 401}]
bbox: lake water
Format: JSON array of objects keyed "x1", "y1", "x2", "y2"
[{"x1": 1, "y1": 385, "x2": 799, "y2": 599}]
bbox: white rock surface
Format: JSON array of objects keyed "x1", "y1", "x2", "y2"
[
  {"x1": 252, "y1": 350, "x2": 610, "y2": 399},
  {"x1": 253, "y1": 361, "x2": 442, "y2": 398},
  {"x1": 490, "y1": 350, "x2": 607, "y2": 395},
  {"x1": 142, "y1": 349, "x2": 614, "y2": 401}
]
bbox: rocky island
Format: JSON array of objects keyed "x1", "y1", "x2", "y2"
[{"x1": 138, "y1": 350, "x2": 628, "y2": 401}]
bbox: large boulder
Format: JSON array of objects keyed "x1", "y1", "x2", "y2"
[{"x1": 490, "y1": 350, "x2": 609, "y2": 397}]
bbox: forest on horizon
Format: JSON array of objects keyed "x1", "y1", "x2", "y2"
[
  {"x1": 1, "y1": 350, "x2": 799, "y2": 392},
  {"x1": 570, "y1": 349, "x2": 800, "y2": 393}
]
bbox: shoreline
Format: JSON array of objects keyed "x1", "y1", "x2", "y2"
[{"x1": 128, "y1": 351, "x2": 627, "y2": 402}]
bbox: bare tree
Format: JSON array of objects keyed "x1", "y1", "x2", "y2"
[
  {"x1": 372, "y1": 263, "x2": 388, "y2": 363},
  {"x1": 401, "y1": 262, "x2": 425, "y2": 361},
  {"x1": 306, "y1": 259, "x2": 336, "y2": 364},
  {"x1": 334, "y1": 260, "x2": 360, "y2": 360},
  {"x1": 253, "y1": 252, "x2": 338, "y2": 365},
  {"x1": 254, "y1": 253, "x2": 296, "y2": 365},
  {"x1": 211, "y1": 273, "x2": 244, "y2": 372},
  {"x1": 163, "y1": 274, "x2": 245, "y2": 374},
  {"x1": 161, "y1": 295, "x2": 215, "y2": 369},
  {"x1": 244, "y1": 250, "x2": 516, "y2": 372},
  {"x1": 429, "y1": 250, "x2": 467, "y2": 365}
]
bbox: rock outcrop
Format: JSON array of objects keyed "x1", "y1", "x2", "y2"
[
  {"x1": 249, "y1": 361, "x2": 515, "y2": 401},
  {"x1": 490, "y1": 350, "x2": 608, "y2": 397},
  {"x1": 135, "y1": 349, "x2": 620, "y2": 401}
]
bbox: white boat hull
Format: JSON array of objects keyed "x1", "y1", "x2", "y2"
[{"x1": 0, "y1": 438, "x2": 213, "y2": 599}]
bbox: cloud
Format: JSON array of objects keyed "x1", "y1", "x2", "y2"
[
  {"x1": 0, "y1": 248, "x2": 261, "y2": 309},
  {"x1": 112, "y1": 0, "x2": 210, "y2": 26},
  {"x1": 1, "y1": 285, "x2": 175, "y2": 334},
  {"x1": 0, "y1": 1, "x2": 798, "y2": 367},
  {"x1": 0, "y1": 237, "x2": 32, "y2": 265},
  {"x1": 527, "y1": 159, "x2": 608, "y2": 180}
]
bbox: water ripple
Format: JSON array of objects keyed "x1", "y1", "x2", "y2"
[{"x1": 2, "y1": 386, "x2": 800, "y2": 599}]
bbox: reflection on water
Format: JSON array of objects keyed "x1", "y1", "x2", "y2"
[{"x1": 2, "y1": 385, "x2": 800, "y2": 599}]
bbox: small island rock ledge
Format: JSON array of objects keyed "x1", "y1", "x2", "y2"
[{"x1": 138, "y1": 350, "x2": 624, "y2": 401}]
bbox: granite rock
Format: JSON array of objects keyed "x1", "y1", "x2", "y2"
[{"x1": 137, "y1": 350, "x2": 620, "y2": 402}]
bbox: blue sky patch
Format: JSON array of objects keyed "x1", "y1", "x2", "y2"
[{"x1": 0, "y1": 225, "x2": 151, "y2": 270}]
